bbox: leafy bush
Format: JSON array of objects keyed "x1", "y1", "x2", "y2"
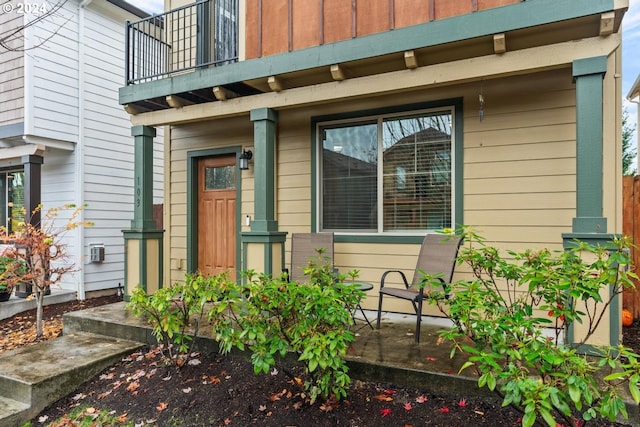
[
  {"x1": 424, "y1": 229, "x2": 640, "y2": 427},
  {"x1": 129, "y1": 253, "x2": 363, "y2": 403},
  {"x1": 238, "y1": 263, "x2": 362, "y2": 403},
  {"x1": 128, "y1": 272, "x2": 242, "y2": 364}
]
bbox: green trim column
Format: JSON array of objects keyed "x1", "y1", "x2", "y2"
[
  {"x1": 241, "y1": 108, "x2": 287, "y2": 276},
  {"x1": 563, "y1": 56, "x2": 620, "y2": 348},
  {"x1": 569, "y1": 56, "x2": 608, "y2": 234},
  {"x1": 123, "y1": 125, "x2": 163, "y2": 299}
]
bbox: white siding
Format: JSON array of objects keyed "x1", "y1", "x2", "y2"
[
  {"x1": 0, "y1": 13, "x2": 25, "y2": 126},
  {"x1": 26, "y1": 1, "x2": 79, "y2": 141},
  {"x1": 79, "y1": 2, "x2": 163, "y2": 293},
  {"x1": 3, "y1": 0, "x2": 164, "y2": 295}
]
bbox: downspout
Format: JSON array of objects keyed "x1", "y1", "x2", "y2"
[{"x1": 75, "y1": 0, "x2": 90, "y2": 299}]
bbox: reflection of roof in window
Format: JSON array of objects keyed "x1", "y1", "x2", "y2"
[
  {"x1": 384, "y1": 127, "x2": 451, "y2": 156},
  {"x1": 323, "y1": 149, "x2": 377, "y2": 174}
]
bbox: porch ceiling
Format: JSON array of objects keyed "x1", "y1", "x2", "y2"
[{"x1": 119, "y1": 0, "x2": 626, "y2": 120}]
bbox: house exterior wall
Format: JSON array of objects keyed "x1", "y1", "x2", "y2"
[
  {"x1": 0, "y1": 13, "x2": 25, "y2": 127},
  {"x1": 163, "y1": 61, "x2": 625, "y2": 318},
  {"x1": 124, "y1": 0, "x2": 626, "y2": 346},
  {"x1": 1, "y1": 0, "x2": 163, "y2": 296},
  {"x1": 244, "y1": 0, "x2": 520, "y2": 59}
]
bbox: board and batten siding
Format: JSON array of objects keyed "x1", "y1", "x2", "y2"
[
  {"x1": 166, "y1": 63, "x2": 621, "y2": 316},
  {"x1": 0, "y1": 12, "x2": 25, "y2": 127}
]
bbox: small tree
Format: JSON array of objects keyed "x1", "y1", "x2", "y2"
[{"x1": 0, "y1": 204, "x2": 91, "y2": 337}]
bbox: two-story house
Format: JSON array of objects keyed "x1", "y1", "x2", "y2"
[
  {"x1": 0, "y1": 0, "x2": 163, "y2": 299},
  {"x1": 119, "y1": 0, "x2": 628, "y2": 346}
]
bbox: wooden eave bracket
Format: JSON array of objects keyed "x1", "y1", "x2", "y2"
[
  {"x1": 404, "y1": 50, "x2": 419, "y2": 69},
  {"x1": 599, "y1": 12, "x2": 615, "y2": 37},
  {"x1": 166, "y1": 95, "x2": 195, "y2": 109},
  {"x1": 330, "y1": 64, "x2": 346, "y2": 81},
  {"x1": 493, "y1": 33, "x2": 506, "y2": 54},
  {"x1": 212, "y1": 86, "x2": 239, "y2": 101},
  {"x1": 268, "y1": 76, "x2": 284, "y2": 92},
  {"x1": 124, "y1": 104, "x2": 145, "y2": 115}
]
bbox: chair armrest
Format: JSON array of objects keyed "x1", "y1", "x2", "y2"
[{"x1": 380, "y1": 270, "x2": 410, "y2": 289}]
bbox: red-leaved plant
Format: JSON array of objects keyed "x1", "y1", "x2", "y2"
[{"x1": 0, "y1": 204, "x2": 91, "y2": 337}]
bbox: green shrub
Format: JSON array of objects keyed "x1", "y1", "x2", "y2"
[
  {"x1": 129, "y1": 255, "x2": 362, "y2": 403},
  {"x1": 424, "y1": 229, "x2": 640, "y2": 427},
  {"x1": 128, "y1": 272, "x2": 242, "y2": 364},
  {"x1": 238, "y1": 262, "x2": 363, "y2": 403}
]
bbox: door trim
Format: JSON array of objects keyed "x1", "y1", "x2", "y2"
[{"x1": 187, "y1": 146, "x2": 242, "y2": 281}]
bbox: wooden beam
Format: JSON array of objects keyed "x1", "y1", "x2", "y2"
[
  {"x1": 330, "y1": 64, "x2": 346, "y2": 81},
  {"x1": 130, "y1": 36, "x2": 620, "y2": 127},
  {"x1": 267, "y1": 76, "x2": 284, "y2": 92},
  {"x1": 166, "y1": 95, "x2": 195, "y2": 108},
  {"x1": 404, "y1": 50, "x2": 418, "y2": 69},
  {"x1": 212, "y1": 86, "x2": 239, "y2": 101},
  {"x1": 599, "y1": 12, "x2": 615, "y2": 37},
  {"x1": 124, "y1": 104, "x2": 146, "y2": 115},
  {"x1": 493, "y1": 33, "x2": 506, "y2": 54}
]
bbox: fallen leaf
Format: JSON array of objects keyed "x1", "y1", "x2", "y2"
[
  {"x1": 182, "y1": 387, "x2": 192, "y2": 393},
  {"x1": 383, "y1": 389, "x2": 396, "y2": 395},
  {"x1": 85, "y1": 407, "x2": 96, "y2": 414},
  {"x1": 380, "y1": 408, "x2": 393, "y2": 417},
  {"x1": 404, "y1": 402, "x2": 413, "y2": 410},
  {"x1": 37, "y1": 415, "x2": 48, "y2": 423},
  {"x1": 293, "y1": 401, "x2": 303, "y2": 410},
  {"x1": 439, "y1": 407, "x2": 450, "y2": 413},
  {"x1": 374, "y1": 394, "x2": 393, "y2": 402},
  {"x1": 425, "y1": 357, "x2": 438, "y2": 361},
  {"x1": 117, "y1": 413, "x2": 128, "y2": 423},
  {"x1": 224, "y1": 418, "x2": 232, "y2": 425},
  {"x1": 156, "y1": 402, "x2": 168, "y2": 412},
  {"x1": 415, "y1": 396, "x2": 427, "y2": 403},
  {"x1": 458, "y1": 398, "x2": 467, "y2": 407},
  {"x1": 188, "y1": 358, "x2": 201, "y2": 366},
  {"x1": 259, "y1": 405, "x2": 267, "y2": 412},
  {"x1": 270, "y1": 367, "x2": 279, "y2": 376}
]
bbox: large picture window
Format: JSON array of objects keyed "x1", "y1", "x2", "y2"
[{"x1": 319, "y1": 108, "x2": 453, "y2": 233}]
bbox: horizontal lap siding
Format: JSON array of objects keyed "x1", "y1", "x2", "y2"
[
  {"x1": 0, "y1": 12, "x2": 24, "y2": 126},
  {"x1": 272, "y1": 68, "x2": 577, "y2": 313},
  {"x1": 464, "y1": 69, "x2": 576, "y2": 247},
  {"x1": 29, "y1": 1, "x2": 79, "y2": 141},
  {"x1": 80, "y1": 3, "x2": 164, "y2": 292}
]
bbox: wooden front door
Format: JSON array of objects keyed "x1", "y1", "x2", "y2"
[{"x1": 198, "y1": 155, "x2": 236, "y2": 277}]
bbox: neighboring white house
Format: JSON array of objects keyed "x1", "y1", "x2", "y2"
[{"x1": 0, "y1": 0, "x2": 163, "y2": 298}]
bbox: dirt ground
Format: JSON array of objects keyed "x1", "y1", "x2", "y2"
[{"x1": 0, "y1": 296, "x2": 635, "y2": 426}]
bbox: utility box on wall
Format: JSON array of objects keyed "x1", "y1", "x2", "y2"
[{"x1": 90, "y1": 244, "x2": 105, "y2": 263}]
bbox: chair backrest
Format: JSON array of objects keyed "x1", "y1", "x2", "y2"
[
  {"x1": 410, "y1": 234, "x2": 463, "y2": 288},
  {"x1": 290, "y1": 232, "x2": 334, "y2": 282}
]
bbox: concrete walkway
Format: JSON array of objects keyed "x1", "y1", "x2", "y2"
[{"x1": 0, "y1": 288, "x2": 76, "y2": 321}]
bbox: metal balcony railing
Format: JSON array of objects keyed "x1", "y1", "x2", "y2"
[{"x1": 125, "y1": 0, "x2": 238, "y2": 85}]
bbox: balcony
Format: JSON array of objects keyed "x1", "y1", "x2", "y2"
[
  {"x1": 125, "y1": 0, "x2": 238, "y2": 86},
  {"x1": 120, "y1": 0, "x2": 621, "y2": 118}
]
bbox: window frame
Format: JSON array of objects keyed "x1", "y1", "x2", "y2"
[{"x1": 311, "y1": 99, "x2": 463, "y2": 243}]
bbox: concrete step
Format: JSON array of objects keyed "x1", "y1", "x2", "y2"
[
  {"x1": 0, "y1": 331, "x2": 143, "y2": 427},
  {"x1": 0, "y1": 289, "x2": 76, "y2": 321}
]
